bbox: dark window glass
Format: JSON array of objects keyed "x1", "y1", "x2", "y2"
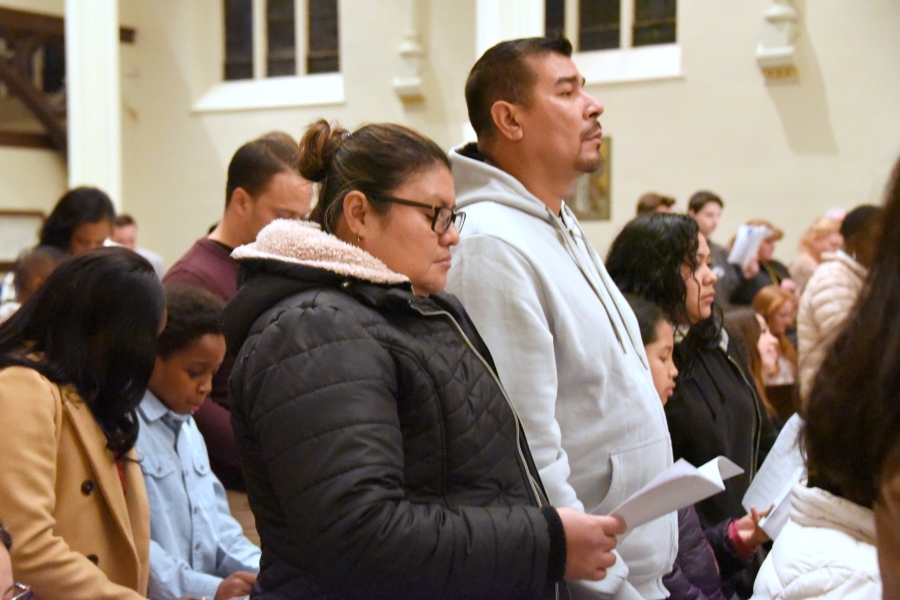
[
  {"x1": 545, "y1": 0, "x2": 565, "y2": 38},
  {"x1": 224, "y1": 0, "x2": 253, "y2": 80},
  {"x1": 580, "y1": 0, "x2": 620, "y2": 51},
  {"x1": 267, "y1": 0, "x2": 296, "y2": 76},
  {"x1": 42, "y1": 41, "x2": 65, "y2": 94},
  {"x1": 307, "y1": 0, "x2": 339, "y2": 73},
  {"x1": 633, "y1": 0, "x2": 676, "y2": 47}
]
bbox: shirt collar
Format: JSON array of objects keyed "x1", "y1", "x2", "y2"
[{"x1": 139, "y1": 389, "x2": 190, "y2": 425}]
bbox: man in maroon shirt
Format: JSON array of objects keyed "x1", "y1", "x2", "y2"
[{"x1": 164, "y1": 132, "x2": 312, "y2": 541}]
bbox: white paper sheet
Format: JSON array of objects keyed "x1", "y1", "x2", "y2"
[
  {"x1": 611, "y1": 456, "x2": 743, "y2": 535},
  {"x1": 728, "y1": 224, "x2": 771, "y2": 267},
  {"x1": 742, "y1": 413, "x2": 806, "y2": 539}
]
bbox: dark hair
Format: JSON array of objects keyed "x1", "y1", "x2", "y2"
[
  {"x1": 840, "y1": 204, "x2": 880, "y2": 239},
  {"x1": 607, "y1": 213, "x2": 721, "y2": 355},
  {"x1": 39, "y1": 187, "x2": 116, "y2": 252},
  {"x1": 114, "y1": 214, "x2": 136, "y2": 228},
  {"x1": 13, "y1": 245, "x2": 68, "y2": 296},
  {"x1": 688, "y1": 191, "x2": 723, "y2": 213},
  {"x1": 465, "y1": 36, "x2": 573, "y2": 142},
  {"x1": 225, "y1": 131, "x2": 300, "y2": 206},
  {"x1": 723, "y1": 307, "x2": 769, "y2": 411},
  {"x1": 804, "y1": 154, "x2": 900, "y2": 508},
  {"x1": 636, "y1": 192, "x2": 676, "y2": 216},
  {"x1": 0, "y1": 521, "x2": 10, "y2": 550},
  {"x1": 607, "y1": 214, "x2": 699, "y2": 325},
  {"x1": 0, "y1": 247, "x2": 165, "y2": 457},
  {"x1": 298, "y1": 119, "x2": 451, "y2": 234},
  {"x1": 157, "y1": 285, "x2": 225, "y2": 358},
  {"x1": 625, "y1": 294, "x2": 668, "y2": 346}
]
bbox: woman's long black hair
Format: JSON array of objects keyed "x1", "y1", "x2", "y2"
[
  {"x1": 804, "y1": 154, "x2": 900, "y2": 508},
  {"x1": 39, "y1": 187, "x2": 116, "y2": 253},
  {"x1": 0, "y1": 247, "x2": 165, "y2": 457},
  {"x1": 606, "y1": 213, "x2": 722, "y2": 359}
]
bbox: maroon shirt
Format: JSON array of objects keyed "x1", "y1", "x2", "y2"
[{"x1": 163, "y1": 238, "x2": 244, "y2": 490}]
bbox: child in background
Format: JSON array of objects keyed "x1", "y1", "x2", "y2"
[
  {"x1": 136, "y1": 285, "x2": 259, "y2": 600},
  {"x1": 626, "y1": 295, "x2": 770, "y2": 600},
  {"x1": 0, "y1": 245, "x2": 67, "y2": 324}
]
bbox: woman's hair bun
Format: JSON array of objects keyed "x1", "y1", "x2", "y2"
[{"x1": 298, "y1": 119, "x2": 348, "y2": 183}]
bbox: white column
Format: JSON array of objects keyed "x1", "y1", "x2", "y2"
[
  {"x1": 393, "y1": 0, "x2": 426, "y2": 104},
  {"x1": 65, "y1": 0, "x2": 122, "y2": 210},
  {"x1": 475, "y1": 0, "x2": 544, "y2": 57}
]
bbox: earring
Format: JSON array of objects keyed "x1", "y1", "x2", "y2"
[{"x1": 355, "y1": 233, "x2": 361, "y2": 244}]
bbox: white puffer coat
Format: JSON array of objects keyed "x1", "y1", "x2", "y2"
[
  {"x1": 796, "y1": 251, "x2": 867, "y2": 400},
  {"x1": 751, "y1": 481, "x2": 881, "y2": 600}
]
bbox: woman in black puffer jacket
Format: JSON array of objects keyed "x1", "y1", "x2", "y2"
[{"x1": 223, "y1": 120, "x2": 623, "y2": 600}]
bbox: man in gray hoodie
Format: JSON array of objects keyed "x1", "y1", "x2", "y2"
[{"x1": 445, "y1": 37, "x2": 677, "y2": 600}]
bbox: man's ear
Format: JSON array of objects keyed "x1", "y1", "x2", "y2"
[
  {"x1": 490, "y1": 100, "x2": 525, "y2": 142},
  {"x1": 229, "y1": 187, "x2": 254, "y2": 216}
]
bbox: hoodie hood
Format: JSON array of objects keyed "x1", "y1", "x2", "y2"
[
  {"x1": 450, "y1": 142, "x2": 646, "y2": 365},
  {"x1": 224, "y1": 220, "x2": 409, "y2": 355},
  {"x1": 451, "y1": 143, "x2": 555, "y2": 222}
]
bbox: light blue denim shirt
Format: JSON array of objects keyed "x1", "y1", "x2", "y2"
[{"x1": 136, "y1": 391, "x2": 260, "y2": 600}]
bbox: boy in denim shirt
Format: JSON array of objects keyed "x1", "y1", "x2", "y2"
[{"x1": 136, "y1": 285, "x2": 260, "y2": 600}]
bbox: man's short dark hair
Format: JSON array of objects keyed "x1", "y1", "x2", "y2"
[
  {"x1": 465, "y1": 36, "x2": 573, "y2": 142},
  {"x1": 114, "y1": 214, "x2": 136, "y2": 228},
  {"x1": 841, "y1": 204, "x2": 880, "y2": 239},
  {"x1": 225, "y1": 131, "x2": 300, "y2": 207},
  {"x1": 636, "y1": 192, "x2": 676, "y2": 216},
  {"x1": 13, "y1": 245, "x2": 68, "y2": 295},
  {"x1": 688, "y1": 191, "x2": 724, "y2": 213}
]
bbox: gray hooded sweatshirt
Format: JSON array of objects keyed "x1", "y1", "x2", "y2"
[{"x1": 445, "y1": 145, "x2": 677, "y2": 600}]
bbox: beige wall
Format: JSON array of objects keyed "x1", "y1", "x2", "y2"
[
  {"x1": 580, "y1": 0, "x2": 900, "y2": 258},
  {"x1": 2, "y1": 0, "x2": 899, "y2": 268}
]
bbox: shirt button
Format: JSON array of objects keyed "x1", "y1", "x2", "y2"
[
  {"x1": 193, "y1": 506, "x2": 198, "y2": 514},
  {"x1": 81, "y1": 481, "x2": 95, "y2": 495},
  {"x1": 194, "y1": 543, "x2": 201, "y2": 551}
]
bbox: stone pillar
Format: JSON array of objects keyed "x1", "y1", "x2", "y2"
[{"x1": 65, "y1": 0, "x2": 122, "y2": 209}]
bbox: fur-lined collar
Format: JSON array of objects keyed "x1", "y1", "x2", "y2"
[{"x1": 232, "y1": 220, "x2": 409, "y2": 286}]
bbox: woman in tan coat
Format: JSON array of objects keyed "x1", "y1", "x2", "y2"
[{"x1": 0, "y1": 247, "x2": 165, "y2": 600}]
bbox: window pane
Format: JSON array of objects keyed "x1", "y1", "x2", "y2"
[
  {"x1": 580, "y1": 0, "x2": 620, "y2": 51},
  {"x1": 224, "y1": 0, "x2": 253, "y2": 80},
  {"x1": 545, "y1": 0, "x2": 565, "y2": 38},
  {"x1": 633, "y1": 0, "x2": 676, "y2": 47},
  {"x1": 42, "y1": 41, "x2": 65, "y2": 94},
  {"x1": 267, "y1": 0, "x2": 296, "y2": 76},
  {"x1": 307, "y1": 0, "x2": 339, "y2": 73}
]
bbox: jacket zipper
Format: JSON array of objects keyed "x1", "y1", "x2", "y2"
[
  {"x1": 408, "y1": 304, "x2": 548, "y2": 507},
  {"x1": 410, "y1": 304, "x2": 561, "y2": 600}
]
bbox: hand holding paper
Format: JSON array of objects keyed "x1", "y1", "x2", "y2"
[
  {"x1": 728, "y1": 224, "x2": 771, "y2": 268},
  {"x1": 611, "y1": 457, "x2": 744, "y2": 536}
]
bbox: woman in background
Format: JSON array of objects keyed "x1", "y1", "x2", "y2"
[
  {"x1": 39, "y1": 186, "x2": 116, "y2": 254},
  {"x1": 788, "y1": 216, "x2": 842, "y2": 296},
  {"x1": 725, "y1": 308, "x2": 783, "y2": 428},
  {"x1": 752, "y1": 285, "x2": 797, "y2": 387},
  {"x1": 607, "y1": 214, "x2": 774, "y2": 530},
  {"x1": 0, "y1": 248, "x2": 164, "y2": 600},
  {"x1": 730, "y1": 219, "x2": 794, "y2": 306}
]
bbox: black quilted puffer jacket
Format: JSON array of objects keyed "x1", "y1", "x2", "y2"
[{"x1": 223, "y1": 224, "x2": 567, "y2": 600}]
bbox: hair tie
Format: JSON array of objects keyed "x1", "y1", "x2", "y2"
[{"x1": 341, "y1": 131, "x2": 350, "y2": 141}]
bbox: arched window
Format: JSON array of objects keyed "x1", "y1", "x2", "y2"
[{"x1": 545, "y1": 0, "x2": 675, "y2": 51}]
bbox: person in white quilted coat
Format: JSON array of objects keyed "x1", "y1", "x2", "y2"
[
  {"x1": 751, "y1": 480, "x2": 881, "y2": 600},
  {"x1": 796, "y1": 204, "x2": 882, "y2": 401}
]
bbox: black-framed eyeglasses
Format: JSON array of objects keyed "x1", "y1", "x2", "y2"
[
  {"x1": 10, "y1": 582, "x2": 33, "y2": 600},
  {"x1": 376, "y1": 196, "x2": 466, "y2": 235}
]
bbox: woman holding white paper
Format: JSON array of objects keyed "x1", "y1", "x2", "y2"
[{"x1": 607, "y1": 214, "x2": 776, "y2": 531}]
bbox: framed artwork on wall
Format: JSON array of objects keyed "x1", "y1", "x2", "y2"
[
  {"x1": 565, "y1": 136, "x2": 611, "y2": 221},
  {"x1": 0, "y1": 210, "x2": 45, "y2": 272}
]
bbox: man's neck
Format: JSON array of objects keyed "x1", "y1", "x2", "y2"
[
  {"x1": 483, "y1": 148, "x2": 569, "y2": 216},
  {"x1": 207, "y1": 219, "x2": 243, "y2": 250}
]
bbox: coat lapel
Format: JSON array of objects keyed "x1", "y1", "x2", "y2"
[{"x1": 59, "y1": 387, "x2": 137, "y2": 551}]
